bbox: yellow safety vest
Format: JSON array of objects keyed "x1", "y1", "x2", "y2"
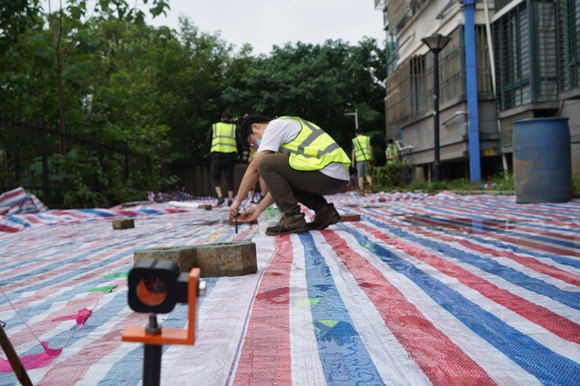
[
  {"x1": 211, "y1": 122, "x2": 237, "y2": 153},
  {"x1": 386, "y1": 145, "x2": 399, "y2": 164},
  {"x1": 352, "y1": 135, "x2": 371, "y2": 162},
  {"x1": 279, "y1": 117, "x2": 351, "y2": 171}
]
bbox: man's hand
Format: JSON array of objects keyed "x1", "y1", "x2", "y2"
[
  {"x1": 228, "y1": 202, "x2": 241, "y2": 220},
  {"x1": 240, "y1": 207, "x2": 259, "y2": 223}
]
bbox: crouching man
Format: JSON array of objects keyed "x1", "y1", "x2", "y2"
[{"x1": 228, "y1": 115, "x2": 351, "y2": 236}]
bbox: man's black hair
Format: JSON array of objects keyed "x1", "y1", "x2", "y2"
[
  {"x1": 240, "y1": 115, "x2": 271, "y2": 142},
  {"x1": 355, "y1": 128, "x2": 365, "y2": 134},
  {"x1": 221, "y1": 111, "x2": 233, "y2": 121},
  {"x1": 387, "y1": 138, "x2": 394, "y2": 144}
]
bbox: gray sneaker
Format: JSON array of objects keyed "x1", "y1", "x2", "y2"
[
  {"x1": 307, "y1": 203, "x2": 341, "y2": 230},
  {"x1": 266, "y1": 213, "x2": 309, "y2": 236}
]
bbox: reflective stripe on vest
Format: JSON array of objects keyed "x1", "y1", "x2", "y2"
[
  {"x1": 211, "y1": 122, "x2": 237, "y2": 153},
  {"x1": 353, "y1": 135, "x2": 371, "y2": 162},
  {"x1": 278, "y1": 116, "x2": 351, "y2": 171}
]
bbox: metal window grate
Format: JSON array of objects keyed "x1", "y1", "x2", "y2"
[
  {"x1": 494, "y1": 0, "x2": 559, "y2": 110},
  {"x1": 439, "y1": 27, "x2": 466, "y2": 103},
  {"x1": 476, "y1": 25, "x2": 494, "y2": 95},
  {"x1": 386, "y1": 0, "x2": 428, "y2": 33},
  {"x1": 559, "y1": 0, "x2": 580, "y2": 91},
  {"x1": 410, "y1": 55, "x2": 428, "y2": 113},
  {"x1": 534, "y1": 0, "x2": 559, "y2": 99},
  {"x1": 495, "y1": 3, "x2": 532, "y2": 110}
]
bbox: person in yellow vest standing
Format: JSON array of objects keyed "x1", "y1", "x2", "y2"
[
  {"x1": 385, "y1": 138, "x2": 400, "y2": 164},
  {"x1": 229, "y1": 115, "x2": 351, "y2": 236},
  {"x1": 209, "y1": 111, "x2": 238, "y2": 205},
  {"x1": 351, "y1": 128, "x2": 374, "y2": 196}
]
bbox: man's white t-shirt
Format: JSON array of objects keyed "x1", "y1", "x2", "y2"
[{"x1": 256, "y1": 118, "x2": 350, "y2": 181}]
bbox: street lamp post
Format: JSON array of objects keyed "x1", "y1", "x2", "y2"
[
  {"x1": 344, "y1": 109, "x2": 359, "y2": 130},
  {"x1": 422, "y1": 33, "x2": 450, "y2": 182}
]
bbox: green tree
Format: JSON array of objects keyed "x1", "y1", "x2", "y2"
[
  {"x1": 222, "y1": 38, "x2": 387, "y2": 152},
  {"x1": 44, "y1": 0, "x2": 169, "y2": 145}
]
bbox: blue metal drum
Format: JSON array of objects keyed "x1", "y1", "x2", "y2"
[{"x1": 513, "y1": 118, "x2": 571, "y2": 203}]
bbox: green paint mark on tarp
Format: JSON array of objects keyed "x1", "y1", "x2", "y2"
[
  {"x1": 312, "y1": 308, "x2": 346, "y2": 313},
  {"x1": 316, "y1": 319, "x2": 339, "y2": 328},
  {"x1": 295, "y1": 297, "x2": 323, "y2": 307},
  {"x1": 104, "y1": 270, "x2": 130, "y2": 278},
  {"x1": 89, "y1": 285, "x2": 118, "y2": 294}
]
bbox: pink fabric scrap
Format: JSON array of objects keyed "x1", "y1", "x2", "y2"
[
  {"x1": 51, "y1": 307, "x2": 92, "y2": 325},
  {"x1": 0, "y1": 341, "x2": 62, "y2": 372}
]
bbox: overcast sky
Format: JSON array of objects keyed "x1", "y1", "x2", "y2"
[{"x1": 145, "y1": 0, "x2": 386, "y2": 55}]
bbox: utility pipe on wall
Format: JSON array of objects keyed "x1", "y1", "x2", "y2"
[{"x1": 464, "y1": 0, "x2": 482, "y2": 181}]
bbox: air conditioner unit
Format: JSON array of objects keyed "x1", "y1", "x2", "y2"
[{"x1": 395, "y1": 140, "x2": 414, "y2": 152}]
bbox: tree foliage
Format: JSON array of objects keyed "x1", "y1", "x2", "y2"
[
  {"x1": 0, "y1": 1, "x2": 389, "y2": 206},
  {"x1": 223, "y1": 38, "x2": 387, "y2": 153}
]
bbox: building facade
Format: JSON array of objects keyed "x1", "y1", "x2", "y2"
[{"x1": 377, "y1": 0, "x2": 580, "y2": 180}]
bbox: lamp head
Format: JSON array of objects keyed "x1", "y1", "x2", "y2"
[{"x1": 421, "y1": 33, "x2": 451, "y2": 53}]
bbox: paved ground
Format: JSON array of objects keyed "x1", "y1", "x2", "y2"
[{"x1": 0, "y1": 191, "x2": 578, "y2": 385}]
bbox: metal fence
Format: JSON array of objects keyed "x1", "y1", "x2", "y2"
[{"x1": 0, "y1": 116, "x2": 156, "y2": 205}]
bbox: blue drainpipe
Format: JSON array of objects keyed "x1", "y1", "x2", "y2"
[{"x1": 464, "y1": 0, "x2": 482, "y2": 181}]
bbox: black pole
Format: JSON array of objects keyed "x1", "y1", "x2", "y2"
[
  {"x1": 38, "y1": 115, "x2": 50, "y2": 197},
  {"x1": 124, "y1": 141, "x2": 129, "y2": 182},
  {"x1": 143, "y1": 314, "x2": 162, "y2": 386},
  {"x1": 143, "y1": 344, "x2": 162, "y2": 386},
  {"x1": 0, "y1": 321, "x2": 33, "y2": 386},
  {"x1": 433, "y1": 50, "x2": 441, "y2": 182}
]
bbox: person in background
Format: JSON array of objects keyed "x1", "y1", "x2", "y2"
[
  {"x1": 385, "y1": 138, "x2": 400, "y2": 165},
  {"x1": 229, "y1": 115, "x2": 351, "y2": 235},
  {"x1": 351, "y1": 128, "x2": 374, "y2": 196},
  {"x1": 208, "y1": 111, "x2": 238, "y2": 206}
]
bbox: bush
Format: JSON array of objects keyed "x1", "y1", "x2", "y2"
[
  {"x1": 372, "y1": 163, "x2": 411, "y2": 190},
  {"x1": 572, "y1": 175, "x2": 580, "y2": 193}
]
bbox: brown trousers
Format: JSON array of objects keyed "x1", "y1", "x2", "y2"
[{"x1": 258, "y1": 153, "x2": 348, "y2": 215}]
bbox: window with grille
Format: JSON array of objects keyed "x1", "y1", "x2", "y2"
[
  {"x1": 440, "y1": 27, "x2": 466, "y2": 103},
  {"x1": 494, "y1": 0, "x2": 559, "y2": 110},
  {"x1": 476, "y1": 25, "x2": 494, "y2": 95},
  {"x1": 410, "y1": 56, "x2": 428, "y2": 113},
  {"x1": 495, "y1": 3, "x2": 532, "y2": 110},
  {"x1": 534, "y1": 0, "x2": 558, "y2": 99},
  {"x1": 559, "y1": 0, "x2": 580, "y2": 91}
]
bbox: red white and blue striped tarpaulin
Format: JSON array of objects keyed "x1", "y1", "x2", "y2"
[{"x1": 0, "y1": 191, "x2": 578, "y2": 385}]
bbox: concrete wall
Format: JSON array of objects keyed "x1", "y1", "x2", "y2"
[
  {"x1": 559, "y1": 100, "x2": 580, "y2": 177},
  {"x1": 399, "y1": 97, "x2": 499, "y2": 166},
  {"x1": 400, "y1": 98, "x2": 468, "y2": 165},
  {"x1": 397, "y1": 1, "x2": 464, "y2": 62},
  {"x1": 479, "y1": 99, "x2": 502, "y2": 156}
]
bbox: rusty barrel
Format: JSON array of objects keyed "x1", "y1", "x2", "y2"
[{"x1": 513, "y1": 118, "x2": 571, "y2": 203}]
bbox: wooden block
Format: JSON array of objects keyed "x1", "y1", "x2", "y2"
[
  {"x1": 112, "y1": 218, "x2": 134, "y2": 230},
  {"x1": 341, "y1": 214, "x2": 361, "y2": 222},
  {"x1": 228, "y1": 218, "x2": 258, "y2": 225},
  {"x1": 198, "y1": 204, "x2": 212, "y2": 210},
  {"x1": 134, "y1": 241, "x2": 257, "y2": 277},
  {"x1": 378, "y1": 198, "x2": 386, "y2": 202}
]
